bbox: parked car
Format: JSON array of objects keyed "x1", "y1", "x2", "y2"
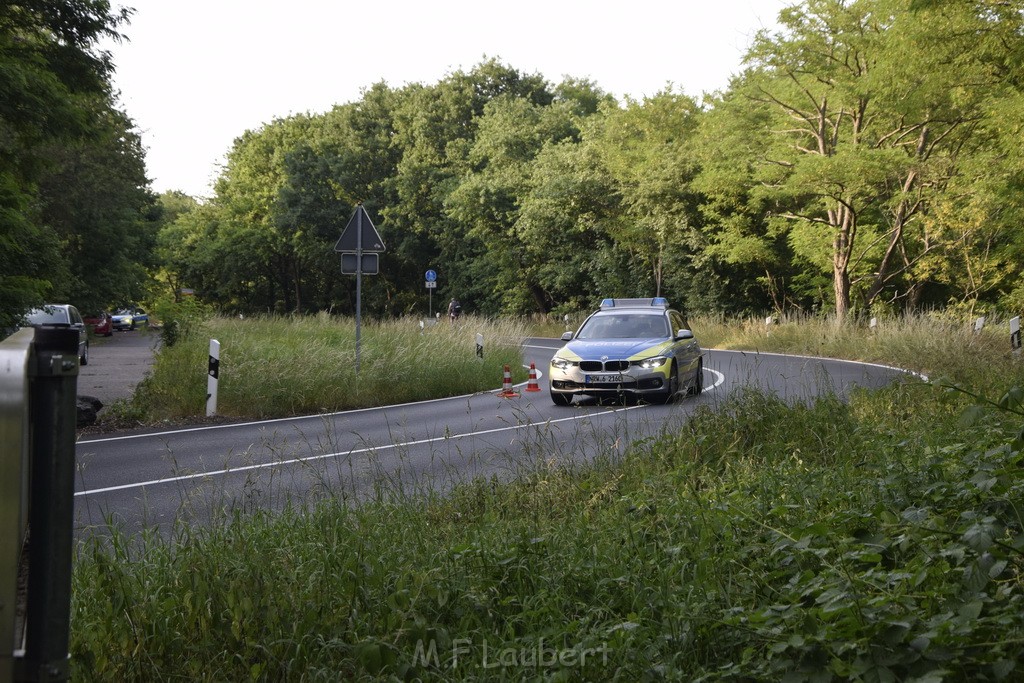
[
  {"x1": 112, "y1": 307, "x2": 149, "y2": 331},
  {"x1": 548, "y1": 297, "x2": 703, "y2": 406},
  {"x1": 23, "y1": 304, "x2": 89, "y2": 365},
  {"x1": 83, "y1": 311, "x2": 114, "y2": 337}
]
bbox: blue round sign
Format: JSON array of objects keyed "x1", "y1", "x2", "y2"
[{"x1": 425, "y1": 269, "x2": 437, "y2": 282}]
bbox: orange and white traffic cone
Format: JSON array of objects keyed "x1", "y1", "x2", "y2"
[
  {"x1": 526, "y1": 362, "x2": 541, "y2": 392},
  {"x1": 498, "y1": 364, "x2": 519, "y2": 398}
]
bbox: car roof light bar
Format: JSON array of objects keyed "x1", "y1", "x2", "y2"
[{"x1": 600, "y1": 297, "x2": 670, "y2": 310}]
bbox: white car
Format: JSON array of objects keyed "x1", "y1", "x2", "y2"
[
  {"x1": 548, "y1": 298, "x2": 703, "y2": 406},
  {"x1": 112, "y1": 307, "x2": 148, "y2": 331}
]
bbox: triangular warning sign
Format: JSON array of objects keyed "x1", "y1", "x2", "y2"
[{"x1": 334, "y1": 205, "x2": 386, "y2": 252}]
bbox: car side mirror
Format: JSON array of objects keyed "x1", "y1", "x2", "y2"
[
  {"x1": 560, "y1": 331, "x2": 574, "y2": 341},
  {"x1": 676, "y1": 329, "x2": 694, "y2": 340}
]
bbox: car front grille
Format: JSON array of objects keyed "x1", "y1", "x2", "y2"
[{"x1": 579, "y1": 360, "x2": 629, "y2": 372}]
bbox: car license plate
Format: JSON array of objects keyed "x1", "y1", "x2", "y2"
[{"x1": 585, "y1": 374, "x2": 622, "y2": 384}]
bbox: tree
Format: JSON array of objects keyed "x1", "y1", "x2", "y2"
[
  {"x1": 37, "y1": 104, "x2": 157, "y2": 312},
  {"x1": 0, "y1": 0, "x2": 130, "y2": 330},
  {"x1": 207, "y1": 115, "x2": 320, "y2": 312},
  {"x1": 447, "y1": 95, "x2": 584, "y2": 312},
  {"x1": 737, "y1": 0, "x2": 1011, "y2": 318},
  {"x1": 592, "y1": 91, "x2": 703, "y2": 301},
  {"x1": 693, "y1": 87, "x2": 807, "y2": 314},
  {"x1": 385, "y1": 60, "x2": 555, "y2": 314}
]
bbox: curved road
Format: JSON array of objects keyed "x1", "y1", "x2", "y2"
[{"x1": 74, "y1": 339, "x2": 915, "y2": 537}]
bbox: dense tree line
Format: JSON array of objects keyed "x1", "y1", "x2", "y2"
[
  {"x1": 0, "y1": 0, "x2": 163, "y2": 332},
  {"x1": 162, "y1": 0, "x2": 1023, "y2": 321},
  {"x1": 4, "y1": 0, "x2": 1023, "y2": 329}
]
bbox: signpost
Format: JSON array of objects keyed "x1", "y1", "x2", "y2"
[
  {"x1": 425, "y1": 269, "x2": 437, "y2": 317},
  {"x1": 334, "y1": 205, "x2": 386, "y2": 372}
]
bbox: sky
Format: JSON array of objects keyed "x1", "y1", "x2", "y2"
[{"x1": 103, "y1": 0, "x2": 789, "y2": 199}]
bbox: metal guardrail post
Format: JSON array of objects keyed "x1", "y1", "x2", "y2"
[
  {"x1": 0, "y1": 329, "x2": 33, "y2": 683},
  {"x1": 16, "y1": 327, "x2": 79, "y2": 683}
]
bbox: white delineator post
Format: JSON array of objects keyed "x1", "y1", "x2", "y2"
[
  {"x1": 207, "y1": 339, "x2": 220, "y2": 417},
  {"x1": 1011, "y1": 317, "x2": 1021, "y2": 355}
]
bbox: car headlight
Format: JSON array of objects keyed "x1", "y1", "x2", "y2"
[
  {"x1": 551, "y1": 357, "x2": 574, "y2": 371},
  {"x1": 635, "y1": 356, "x2": 668, "y2": 369}
]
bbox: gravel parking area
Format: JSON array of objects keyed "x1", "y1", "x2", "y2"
[{"x1": 77, "y1": 328, "x2": 157, "y2": 409}]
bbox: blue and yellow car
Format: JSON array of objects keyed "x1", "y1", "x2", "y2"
[{"x1": 549, "y1": 298, "x2": 703, "y2": 406}]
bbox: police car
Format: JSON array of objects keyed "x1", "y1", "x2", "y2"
[{"x1": 549, "y1": 298, "x2": 703, "y2": 406}]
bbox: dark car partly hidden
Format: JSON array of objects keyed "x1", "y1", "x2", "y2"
[
  {"x1": 23, "y1": 304, "x2": 89, "y2": 365},
  {"x1": 83, "y1": 311, "x2": 114, "y2": 337},
  {"x1": 548, "y1": 297, "x2": 703, "y2": 406}
]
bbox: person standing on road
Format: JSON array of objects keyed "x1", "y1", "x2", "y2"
[{"x1": 448, "y1": 297, "x2": 461, "y2": 323}]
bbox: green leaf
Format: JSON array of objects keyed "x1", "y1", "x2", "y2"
[
  {"x1": 959, "y1": 404, "x2": 986, "y2": 427},
  {"x1": 993, "y1": 659, "x2": 1016, "y2": 680},
  {"x1": 957, "y1": 600, "x2": 983, "y2": 621},
  {"x1": 962, "y1": 524, "x2": 994, "y2": 552},
  {"x1": 988, "y1": 559, "x2": 1008, "y2": 579}
]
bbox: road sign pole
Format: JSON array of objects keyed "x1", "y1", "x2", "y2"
[
  {"x1": 424, "y1": 270, "x2": 438, "y2": 318},
  {"x1": 355, "y1": 210, "x2": 362, "y2": 374},
  {"x1": 334, "y1": 204, "x2": 386, "y2": 373}
]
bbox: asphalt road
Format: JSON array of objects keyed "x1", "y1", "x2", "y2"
[
  {"x1": 73, "y1": 339, "x2": 916, "y2": 539},
  {"x1": 77, "y1": 327, "x2": 158, "y2": 410}
]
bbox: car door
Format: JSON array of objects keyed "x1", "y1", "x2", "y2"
[
  {"x1": 68, "y1": 306, "x2": 87, "y2": 357},
  {"x1": 669, "y1": 310, "x2": 699, "y2": 373}
]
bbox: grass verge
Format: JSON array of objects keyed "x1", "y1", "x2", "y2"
[{"x1": 116, "y1": 314, "x2": 527, "y2": 421}]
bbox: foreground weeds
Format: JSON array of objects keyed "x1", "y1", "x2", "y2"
[{"x1": 72, "y1": 354, "x2": 1024, "y2": 680}]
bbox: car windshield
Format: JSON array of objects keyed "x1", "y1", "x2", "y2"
[
  {"x1": 25, "y1": 308, "x2": 69, "y2": 325},
  {"x1": 577, "y1": 314, "x2": 668, "y2": 339}
]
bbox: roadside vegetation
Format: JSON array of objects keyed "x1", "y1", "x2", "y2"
[
  {"x1": 71, "y1": 318, "x2": 1024, "y2": 681},
  {"x1": 107, "y1": 310, "x2": 1007, "y2": 425},
  {"x1": 109, "y1": 314, "x2": 528, "y2": 422}
]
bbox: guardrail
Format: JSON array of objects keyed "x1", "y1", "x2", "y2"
[{"x1": 1, "y1": 326, "x2": 79, "y2": 683}]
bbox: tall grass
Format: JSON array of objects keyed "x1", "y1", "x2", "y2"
[
  {"x1": 691, "y1": 312, "x2": 1014, "y2": 384},
  {"x1": 128, "y1": 314, "x2": 527, "y2": 420}
]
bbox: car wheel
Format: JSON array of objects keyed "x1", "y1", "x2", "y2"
[
  {"x1": 663, "y1": 360, "x2": 679, "y2": 403},
  {"x1": 550, "y1": 391, "x2": 572, "y2": 407},
  {"x1": 686, "y1": 358, "x2": 704, "y2": 396},
  {"x1": 80, "y1": 341, "x2": 89, "y2": 366}
]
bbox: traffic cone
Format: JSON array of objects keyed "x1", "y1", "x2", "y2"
[
  {"x1": 498, "y1": 364, "x2": 519, "y2": 398},
  {"x1": 526, "y1": 362, "x2": 541, "y2": 392}
]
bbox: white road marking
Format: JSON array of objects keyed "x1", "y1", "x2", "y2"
[{"x1": 75, "y1": 404, "x2": 648, "y2": 497}]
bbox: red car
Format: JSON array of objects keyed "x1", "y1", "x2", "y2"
[{"x1": 83, "y1": 311, "x2": 114, "y2": 337}]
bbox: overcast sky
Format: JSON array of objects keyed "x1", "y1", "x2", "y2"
[{"x1": 103, "y1": 1, "x2": 789, "y2": 198}]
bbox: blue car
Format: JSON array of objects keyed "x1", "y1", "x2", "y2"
[{"x1": 548, "y1": 298, "x2": 703, "y2": 406}]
